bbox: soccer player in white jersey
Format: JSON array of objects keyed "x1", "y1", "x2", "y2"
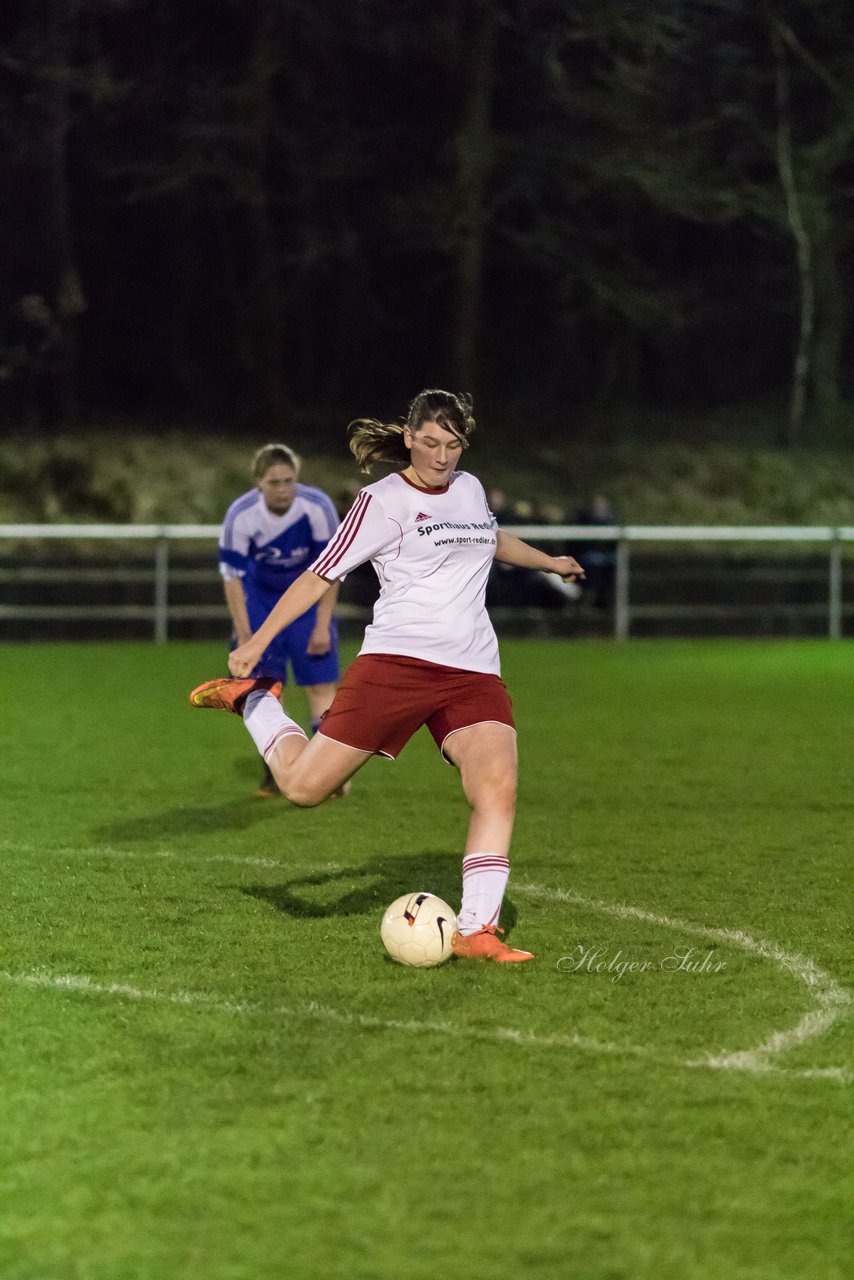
[
  {"x1": 192, "y1": 391, "x2": 584, "y2": 961},
  {"x1": 218, "y1": 443, "x2": 343, "y2": 797}
]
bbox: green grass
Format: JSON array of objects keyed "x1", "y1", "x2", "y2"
[{"x1": 0, "y1": 638, "x2": 851, "y2": 1280}]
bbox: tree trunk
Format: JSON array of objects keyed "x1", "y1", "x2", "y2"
[
  {"x1": 771, "y1": 22, "x2": 812, "y2": 449},
  {"x1": 43, "y1": 0, "x2": 83, "y2": 424},
  {"x1": 237, "y1": 0, "x2": 288, "y2": 425},
  {"x1": 769, "y1": 12, "x2": 853, "y2": 444},
  {"x1": 809, "y1": 207, "x2": 845, "y2": 435},
  {"x1": 450, "y1": 3, "x2": 498, "y2": 396}
]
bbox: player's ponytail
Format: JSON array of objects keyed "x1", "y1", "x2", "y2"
[
  {"x1": 348, "y1": 390, "x2": 476, "y2": 474},
  {"x1": 348, "y1": 419, "x2": 408, "y2": 473}
]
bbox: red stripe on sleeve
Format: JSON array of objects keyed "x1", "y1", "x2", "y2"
[{"x1": 313, "y1": 491, "x2": 372, "y2": 577}]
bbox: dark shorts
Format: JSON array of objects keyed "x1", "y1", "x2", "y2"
[
  {"x1": 242, "y1": 590, "x2": 340, "y2": 687},
  {"x1": 317, "y1": 653, "x2": 515, "y2": 760}
]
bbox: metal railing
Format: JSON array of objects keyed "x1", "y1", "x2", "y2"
[
  {"x1": 0, "y1": 522, "x2": 851, "y2": 642},
  {"x1": 508, "y1": 523, "x2": 852, "y2": 641}
]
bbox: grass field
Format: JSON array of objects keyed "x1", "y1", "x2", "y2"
[{"x1": 1, "y1": 638, "x2": 851, "y2": 1280}]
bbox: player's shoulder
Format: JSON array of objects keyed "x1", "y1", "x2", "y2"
[
  {"x1": 295, "y1": 483, "x2": 340, "y2": 534},
  {"x1": 222, "y1": 488, "x2": 260, "y2": 528},
  {"x1": 448, "y1": 470, "x2": 488, "y2": 504},
  {"x1": 354, "y1": 472, "x2": 399, "y2": 507},
  {"x1": 449, "y1": 469, "x2": 483, "y2": 491},
  {"x1": 296, "y1": 481, "x2": 335, "y2": 508},
  {"x1": 362, "y1": 472, "x2": 392, "y2": 493}
]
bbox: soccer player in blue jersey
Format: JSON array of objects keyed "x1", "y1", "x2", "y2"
[{"x1": 219, "y1": 443, "x2": 344, "y2": 796}]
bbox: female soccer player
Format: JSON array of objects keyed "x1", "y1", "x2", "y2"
[
  {"x1": 192, "y1": 391, "x2": 584, "y2": 961},
  {"x1": 218, "y1": 443, "x2": 343, "y2": 796}
]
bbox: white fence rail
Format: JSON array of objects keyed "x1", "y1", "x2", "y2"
[{"x1": 0, "y1": 523, "x2": 851, "y2": 642}]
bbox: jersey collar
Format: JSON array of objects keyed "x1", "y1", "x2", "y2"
[{"x1": 397, "y1": 471, "x2": 451, "y2": 496}]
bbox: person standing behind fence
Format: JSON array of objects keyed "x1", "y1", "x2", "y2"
[
  {"x1": 219, "y1": 443, "x2": 345, "y2": 797},
  {"x1": 574, "y1": 494, "x2": 618, "y2": 610}
]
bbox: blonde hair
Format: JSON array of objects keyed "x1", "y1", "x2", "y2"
[
  {"x1": 348, "y1": 389, "x2": 476, "y2": 474},
  {"x1": 251, "y1": 443, "x2": 301, "y2": 481}
]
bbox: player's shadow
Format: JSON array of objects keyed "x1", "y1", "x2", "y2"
[
  {"x1": 242, "y1": 850, "x2": 519, "y2": 932},
  {"x1": 95, "y1": 797, "x2": 282, "y2": 844}
]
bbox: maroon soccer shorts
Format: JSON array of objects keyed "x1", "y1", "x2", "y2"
[{"x1": 317, "y1": 653, "x2": 515, "y2": 760}]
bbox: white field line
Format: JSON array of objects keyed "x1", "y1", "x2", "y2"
[
  {"x1": 516, "y1": 883, "x2": 852, "y2": 1077},
  {"x1": 1, "y1": 969, "x2": 648, "y2": 1062},
  {"x1": 0, "y1": 967, "x2": 848, "y2": 1083},
  {"x1": 0, "y1": 839, "x2": 342, "y2": 873},
  {"x1": 2, "y1": 842, "x2": 850, "y2": 1082}
]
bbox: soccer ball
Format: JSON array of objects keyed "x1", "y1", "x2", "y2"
[{"x1": 380, "y1": 892, "x2": 457, "y2": 968}]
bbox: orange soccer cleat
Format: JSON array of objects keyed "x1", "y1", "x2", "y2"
[
  {"x1": 189, "y1": 676, "x2": 282, "y2": 715},
  {"x1": 451, "y1": 924, "x2": 535, "y2": 963}
]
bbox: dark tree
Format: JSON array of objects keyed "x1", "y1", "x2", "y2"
[{"x1": 0, "y1": 0, "x2": 850, "y2": 435}]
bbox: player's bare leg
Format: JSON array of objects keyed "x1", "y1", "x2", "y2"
[
  {"x1": 258, "y1": 681, "x2": 344, "y2": 799},
  {"x1": 443, "y1": 722, "x2": 532, "y2": 962},
  {"x1": 305, "y1": 681, "x2": 351, "y2": 798},
  {"x1": 443, "y1": 721, "x2": 518, "y2": 856},
  {"x1": 266, "y1": 731, "x2": 370, "y2": 807},
  {"x1": 190, "y1": 675, "x2": 367, "y2": 805}
]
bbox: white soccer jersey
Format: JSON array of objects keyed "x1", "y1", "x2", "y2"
[{"x1": 311, "y1": 470, "x2": 501, "y2": 674}]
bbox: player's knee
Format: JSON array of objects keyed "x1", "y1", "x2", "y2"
[
  {"x1": 495, "y1": 774, "x2": 518, "y2": 816},
  {"x1": 471, "y1": 767, "x2": 517, "y2": 816},
  {"x1": 281, "y1": 780, "x2": 325, "y2": 808}
]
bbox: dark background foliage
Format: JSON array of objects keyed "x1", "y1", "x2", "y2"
[{"x1": 0, "y1": 0, "x2": 851, "y2": 444}]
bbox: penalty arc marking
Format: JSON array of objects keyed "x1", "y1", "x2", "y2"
[
  {"x1": 515, "y1": 883, "x2": 852, "y2": 1080},
  {"x1": 0, "y1": 843, "x2": 850, "y2": 1082}
]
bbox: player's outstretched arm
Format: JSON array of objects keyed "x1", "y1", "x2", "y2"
[
  {"x1": 494, "y1": 529, "x2": 586, "y2": 582},
  {"x1": 228, "y1": 570, "x2": 333, "y2": 677}
]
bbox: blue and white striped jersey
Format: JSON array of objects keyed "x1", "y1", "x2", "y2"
[{"x1": 219, "y1": 484, "x2": 340, "y2": 594}]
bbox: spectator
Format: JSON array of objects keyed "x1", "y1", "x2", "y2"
[
  {"x1": 574, "y1": 493, "x2": 619, "y2": 609},
  {"x1": 486, "y1": 489, "x2": 578, "y2": 608},
  {"x1": 486, "y1": 487, "x2": 527, "y2": 526},
  {"x1": 486, "y1": 488, "x2": 542, "y2": 608}
]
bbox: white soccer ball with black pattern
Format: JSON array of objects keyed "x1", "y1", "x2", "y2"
[{"x1": 380, "y1": 892, "x2": 457, "y2": 968}]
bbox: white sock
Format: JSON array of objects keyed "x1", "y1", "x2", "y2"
[
  {"x1": 456, "y1": 853, "x2": 510, "y2": 935},
  {"x1": 242, "y1": 689, "x2": 307, "y2": 764}
]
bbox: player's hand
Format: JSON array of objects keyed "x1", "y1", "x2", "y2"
[
  {"x1": 228, "y1": 641, "x2": 263, "y2": 679},
  {"x1": 307, "y1": 626, "x2": 331, "y2": 656},
  {"x1": 552, "y1": 555, "x2": 586, "y2": 582}
]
